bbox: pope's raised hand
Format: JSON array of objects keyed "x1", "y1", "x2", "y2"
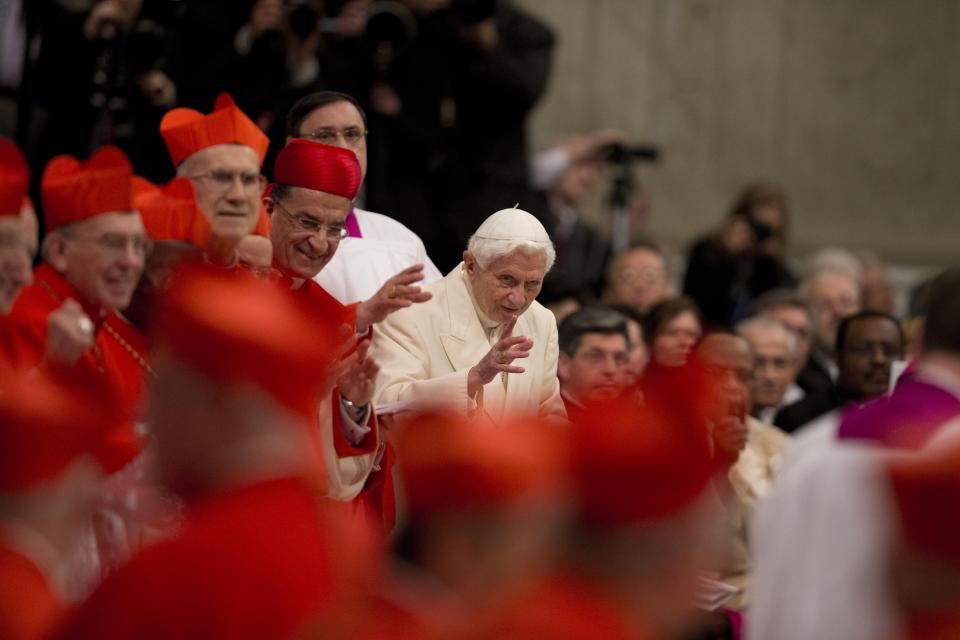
[
  {"x1": 355, "y1": 264, "x2": 433, "y2": 333},
  {"x1": 467, "y1": 315, "x2": 533, "y2": 398}
]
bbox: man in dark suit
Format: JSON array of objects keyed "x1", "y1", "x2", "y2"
[
  {"x1": 775, "y1": 311, "x2": 903, "y2": 433},
  {"x1": 557, "y1": 306, "x2": 632, "y2": 422}
]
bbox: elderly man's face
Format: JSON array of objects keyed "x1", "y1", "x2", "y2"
[
  {"x1": 267, "y1": 186, "x2": 351, "y2": 280},
  {"x1": 608, "y1": 248, "x2": 668, "y2": 314},
  {"x1": 742, "y1": 325, "x2": 795, "y2": 410},
  {"x1": 464, "y1": 250, "x2": 547, "y2": 325},
  {"x1": 0, "y1": 206, "x2": 38, "y2": 313},
  {"x1": 49, "y1": 212, "x2": 147, "y2": 311},
  {"x1": 766, "y1": 305, "x2": 812, "y2": 369},
  {"x1": 182, "y1": 144, "x2": 263, "y2": 242},
  {"x1": 806, "y1": 272, "x2": 861, "y2": 353},
  {"x1": 559, "y1": 332, "x2": 629, "y2": 404},
  {"x1": 295, "y1": 100, "x2": 368, "y2": 181}
]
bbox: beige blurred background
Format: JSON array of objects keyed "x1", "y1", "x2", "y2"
[{"x1": 517, "y1": 0, "x2": 959, "y2": 277}]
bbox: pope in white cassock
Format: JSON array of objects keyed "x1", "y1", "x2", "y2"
[{"x1": 370, "y1": 208, "x2": 566, "y2": 423}]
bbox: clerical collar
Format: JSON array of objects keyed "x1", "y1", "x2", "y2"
[
  {"x1": 345, "y1": 205, "x2": 362, "y2": 239},
  {"x1": 460, "y1": 263, "x2": 500, "y2": 330}
]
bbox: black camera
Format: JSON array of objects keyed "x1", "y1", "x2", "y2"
[{"x1": 603, "y1": 143, "x2": 661, "y2": 164}]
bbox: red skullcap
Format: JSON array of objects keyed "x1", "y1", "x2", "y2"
[
  {"x1": 888, "y1": 442, "x2": 960, "y2": 567},
  {"x1": 41, "y1": 146, "x2": 135, "y2": 232},
  {"x1": 0, "y1": 370, "x2": 126, "y2": 492},
  {"x1": 153, "y1": 263, "x2": 342, "y2": 424},
  {"x1": 0, "y1": 137, "x2": 29, "y2": 217},
  {"x1": 133, "y1": 176, "x2": 211, "y2": 247},
  {"x1": 160, "y1": 93, "x2": 269, "y2": 167},
  {"x1": 273, "y1": 139, "x2": 361, "y2": 201},
  {"x1": 569, "y1": 399, "x2": 717, "y2": 527},
  {"x1": 397, "y1": 413, "x2": 568, "y2": 519}
]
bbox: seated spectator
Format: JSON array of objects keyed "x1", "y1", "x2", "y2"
[
  {"x1": 683, "y1": 182, "x2": 796, "y2": 328},
  {"x1": 606, "y1": 303, "x2": 650, "y2": 387},
  {"x1": 796, "y1": 268, "x2": 862, "y2": 394},
  {"x1": 557, "y1": 306, "x2": 631, "y2": 421},
  {"x1": 642, "y1": 296, "x2": 703, "y2": 372},
  {"x1": 754, "y1": 289, "x2": 815, "y2": 395},
  {"x1": 737, "y1": 315, "x2": 803, "y2": 425},
  {"x1": 602, "y1": 239, "x2": 671, "y2": 317},
  {"x1": 697, "y1": 333, "x2": 791, "y2": 610},
  {"x1": 837, "y1": 268, "x2": 960, "y2": 449},
  {"x1": 775, "y1": 311, "x2": 904, "y2": 433}
]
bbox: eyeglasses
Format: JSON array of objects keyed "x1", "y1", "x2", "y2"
[
  {"x1": 272, "y1": 201, "x2": 348, "y2": 240},
  {"x1": 67, "y1": 232, "x2": 152, "y2": 257},
  {"x1": 299, "y1": 127, "x2": 367, "y2": 148},
  {"x1": 188, "y1": 169, "x2": 264, "y2": 195},
  {"x1": 844, "y1": 342, "x2": 903, "y2": 359}
]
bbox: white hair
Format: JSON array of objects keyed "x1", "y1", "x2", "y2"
[
  {"x1": 736, "y1": 315, "x2": 798, "y2": 355},
  {"x1": 467, "y1": 235, "x2": 556, "y2": 273}
]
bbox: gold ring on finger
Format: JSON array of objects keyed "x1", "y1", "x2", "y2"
[
  {"x1": 387, "y1": 285, "x2": 397, "y2": 299},
  {"x1": 496, "y1": 350, "x2": 508, "y2": 364}
]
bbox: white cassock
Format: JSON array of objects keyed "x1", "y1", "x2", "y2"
[
  {"x1": 370, "y1": 263, "x2": 566, "y2": 423},
  {"x1": 313, "y1": 208, "x2": 443, "y2": 305},
  {"x1": 748, "y1": 434, "x2": 904, "y2": 640}
]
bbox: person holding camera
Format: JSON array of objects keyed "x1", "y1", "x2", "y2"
[{"x1": 682, "y1": 181, "x2": 797, "y2": 329}]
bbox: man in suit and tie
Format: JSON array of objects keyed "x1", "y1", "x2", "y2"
[{"x1": 370, "y1": 208, "x2": 566, "y2": 423}]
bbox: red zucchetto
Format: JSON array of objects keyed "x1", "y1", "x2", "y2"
[
  {"x1": 160, "y1": 93, "x2": 270, "y2": 167},
  {"x1": 41, "y1": 146, "x2": 135, "y2": 233},
  {"x1": 887, "y1": 439, "x2": 960, "y2": 568},
  {"x1": 397, "y1": 413, "x2": 568, "y2": 519},
  {"x1": 272, "y1": 139, "x2": 361, "y2": 201},
  {"x1": 153, "y1": 263, "x2": 344, "y2": 424},
  {"x1": 132, "y1": 175, "x2": 211, "y2": 247},
  {"x1": 0, "y1": 137, "x2": 28, "y2": 217},
  {"x1": 0, "y1": 371, "x2": 123, "y2": 492},
  {"x1": 569, "y1": 399, "x2": 717, "y2": 527}
]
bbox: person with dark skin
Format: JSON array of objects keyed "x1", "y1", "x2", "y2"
[{"x1": 775, "y1": 311, "x2": 904, "y2": 433}]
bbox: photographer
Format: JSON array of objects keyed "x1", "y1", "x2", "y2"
[
  {"x1": 21, "y1": 0, "x2": 182, "y2": 181},
  {"x1": 683, "y1": 182, "x2": 797, "y2": 329}
]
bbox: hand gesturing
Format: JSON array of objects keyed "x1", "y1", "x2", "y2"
[{"x1": 467, "y1": 315, "x2": 532, "y2": 397}]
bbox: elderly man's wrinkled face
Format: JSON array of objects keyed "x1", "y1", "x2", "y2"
[
  {"x1": 837, "y1": 317, "x2": 903, "y2": 399},
  {"x1": 464, "y1": 250, "x2": 547, "y2": 325},
  {"x1": 767, "y1": 305, "x2": 812, "y2": 370},
  {"x1": 296, "y1": 100, "x2": 368, "y2": 181},
  {"x1": 267, "y1": 186, "x2": 351, "y2": 280},
  {"x1": 608, "y1": 248, "x2": 668, "y2": 314},
  {"x1": 805, "y1": 272, "x2": 860, "y2": 353},
  {"x1": 50, "y1": 212, "x2": 147, "y2": 311},
  {"x1": 0, "y1": 206, "x2": 37, "y2": 313},
  {"x1": 742, "y1": 326, "x2": 795, "y2": 410},
  {"x1": 182, "y1": 144, "x2": 263, "y2": 242}
]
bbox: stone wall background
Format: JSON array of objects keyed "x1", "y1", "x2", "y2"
[{"x1": 515, "y1": 0, "x2": 960, "y2": 271}]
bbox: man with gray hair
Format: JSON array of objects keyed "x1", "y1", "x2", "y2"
[
  {"x1": 371, "y1": 208, "x2": 565, "y2": 423},
  {"x1": 737, "y1": 315, "x2": 803, "y2": 425}
]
